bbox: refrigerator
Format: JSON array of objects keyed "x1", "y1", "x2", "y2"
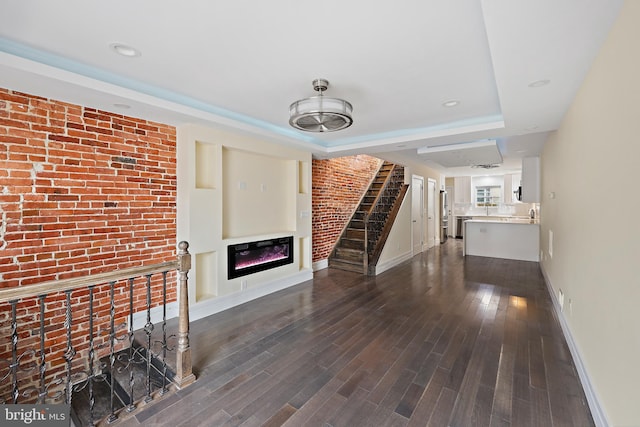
[{"x1": 440, "y1": 190, "x2": 448, "y2": 243}]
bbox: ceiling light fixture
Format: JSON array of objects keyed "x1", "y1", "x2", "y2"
[
  {"x1": 442, "y1": 100, "x2": 460, "y2": 107},
  {"x1": 289, "y1": 79, "x2": 353, "y2": 132},
  {"x1": 528, "y1": 79, "x2": 550, "y2": 88},
  {"x1": 110, "y1": 43, "x2": 141, "y2": 58},
  {"x1": 471, "y1": 163, "x2": 501, "y2": 169}
]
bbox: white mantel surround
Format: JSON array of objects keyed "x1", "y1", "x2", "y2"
[{"x1": 464, "y1": 219, "x2": 540, "y2": 262}]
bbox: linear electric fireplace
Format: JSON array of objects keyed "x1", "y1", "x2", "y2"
[{"x1": 227, "y1": 236, "x2": 294, "y2": 279}]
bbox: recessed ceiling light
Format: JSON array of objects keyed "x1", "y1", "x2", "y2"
[
  {"x1": 528, "y1": 79, "x2": 550, "y2": 88},
  {"x1": 442, "y1": 100, "x2": 460, "y2": 107},
  {"x1": 110, "y1": 43, "x2": 141, "y2": 57}
]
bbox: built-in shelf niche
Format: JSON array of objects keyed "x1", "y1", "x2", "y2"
[
  {"x1": 298, "y1": 161, "x2": 309, "y2": 194},
  {"x1": 195, "y1": 251, "x2": 217, "y2": 302},
  {"x1": 195, "y1": 141, "x2": 217, "y2": 189}
]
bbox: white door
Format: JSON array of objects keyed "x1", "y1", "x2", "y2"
[
  {"x1": 411, "y1": 175, "x2": 424, "y2": 255},
  {"x1": 427, "y1": 179, "x2": 436, "y2": 248}
]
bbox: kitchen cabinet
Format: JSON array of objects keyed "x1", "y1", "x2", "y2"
[
  {"x1": 464, "y1": 220, "x2": 540, "y2": 261},
  {"x1": 454, "y1": 176, "x2": 471, "y2": 204},
  {"x1": 521, "y1": 157, "x2": 540, "y2": 203}
]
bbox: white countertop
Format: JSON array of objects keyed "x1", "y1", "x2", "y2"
[{"x1": 465, "y1": 219, "x2": 539, "y2": 225}]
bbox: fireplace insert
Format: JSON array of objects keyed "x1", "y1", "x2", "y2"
[{"x1": 227, "y1": 236, "x2": 294, "y2": 279}]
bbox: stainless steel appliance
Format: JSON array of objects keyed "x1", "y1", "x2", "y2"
[
  {"x1": 455, "y1": 216, "x2": 472, "y2": 239},
  {"x1": 440, "y1": 190, "x2": 448, "y2": 243}
]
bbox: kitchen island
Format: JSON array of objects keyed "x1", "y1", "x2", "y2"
[{"x1": 464, "y1": 219, "x2": 540, "y2": 262}]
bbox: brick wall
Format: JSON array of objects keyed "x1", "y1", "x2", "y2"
[
  {"x1": 312, "y1": 155, "x2": 382, "y2": 262},
  {"x1": 0, "y1": 88, "x2": 178, "y2": 401},
  {"x1": 0, "y1": 89, "x2": 177, "y2": 286}
]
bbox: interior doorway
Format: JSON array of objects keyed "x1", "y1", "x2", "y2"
[
  {"x1": 411, "y1": 175, "x2": 424, "y2": 255},
  {"x1": 427, "y1": 179, "x2": 436, "y2": 248}
]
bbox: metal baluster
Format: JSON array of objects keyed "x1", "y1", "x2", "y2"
[
  {"x1": 63, "y1": 290, "x2": 76, "y2": 406},
  {"x1": 159, "y1": 271, "x2": 169, "y2": 395},
  {"x1": 107, "y1": 281, "x2": 118, "y2": 424},
  {"x1": 37, "y1": 294, "x2": 47, "y2": 403},
  {"x1": 126, "y1": 277, "x2": 136, "y2": 413},
  {"x1": 87, "y1": 285, "x2": 95, "y2": 427},
  {"x1": 144, "y1": 274, "x2": 153, "y2": 403},
  {"x1": 9, "y1": 300, "x2": 19, "y2": 404}
]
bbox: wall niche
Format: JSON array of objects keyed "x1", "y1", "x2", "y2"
[{"x1": 222, "y1": 147, "x2": 297, "y2": 239}]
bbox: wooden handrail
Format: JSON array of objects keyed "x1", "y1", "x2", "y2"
[
  {"x1": 0, "y1": 261, "x2": 178, "y2": 304},
  {"x1": 328, "y1": 159, "x2": 386, "y2": 261},
  {"x1": 363, "y1": 163, "x2": 397, "y2": 262},
  {"x1": 364, "y1": 163, "x2": 397, "y2": 220},
  {"x1": 0, "y1": 241, "x2": 195, "y2": 422}
]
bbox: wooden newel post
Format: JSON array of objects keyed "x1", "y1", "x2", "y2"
[{"x1": 174, "y1": 241, "x2": 196, "y2": 388}]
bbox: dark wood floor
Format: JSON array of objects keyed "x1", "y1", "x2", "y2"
[{"x1": 117, "y1": 240, "x2": 593, "y2": 427}]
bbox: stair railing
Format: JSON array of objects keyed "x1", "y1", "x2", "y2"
[
  {"x1": 0, "y1": 241, "x2": 194, "y2": 425},
  {"x1": 363, "y1": 165, "x2": 406, "y2": 272},
  {"x1": 366, "y1": 183, "x2": 410, "y2": 275}
]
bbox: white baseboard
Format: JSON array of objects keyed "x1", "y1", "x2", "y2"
[
  {"x1": 313, "y1": 259, "x2": 328, "y2": 271},
  {"x1": 132, "y1": 301, "x2": 179, "y2": 330},
  {"x1": 374, "y1": 251, "x2": 413, "y2": 275},
  {"x1": 188, "y1": 270, "x2": 314, "y2": 322},
  {"x1": 540, "y1": 264, "x2": 609, "y2": 427}
]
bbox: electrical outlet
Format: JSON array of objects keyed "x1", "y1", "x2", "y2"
[
  {"x1": 558, "y1": 289, "x2": 564, "y2": 311},
  {"x1": 568, "y1": 298, "x2": 572, "y2": 316}
]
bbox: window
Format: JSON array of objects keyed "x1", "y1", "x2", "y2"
[{"x1": 476, "y1": 186, "x2": 501, "y2": 206}]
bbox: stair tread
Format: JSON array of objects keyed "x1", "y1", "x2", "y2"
[
  {"x1": 334, "y1": 247, "x2": 364, "y2": 253},
  {"x1": 330, "y1": 162, "x2": 405, "y2": 276},
  {"x1": 330, "y1": 257, "x2": 363, "y2": 266},
  {"x1": 71, "y1": 340, "x2": 174, "y2": 426}
]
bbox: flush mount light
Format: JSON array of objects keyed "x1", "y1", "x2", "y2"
[
  {"x1": 528, "y1": 79, "x2": 550, "y2": 88},
  {"x1": 471, "y1": 163, "x2": 501, "y2": 169},
  {"x1": 110, "y1": 43, "x2": 141, "y2": 57},
  {"x1": 289, "y1": 79, "x2": 353, "y2": 132},
  {"x1": 442, "y1": 99, "x2": 460, "y2": 107}
]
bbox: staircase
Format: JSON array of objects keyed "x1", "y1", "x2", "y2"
[
  {"x1": 71, "y1": 340, "x2": 176, "y2": 426},
  {"x1": 329, "y1": 162, "x2": 409, "y2": 275}
]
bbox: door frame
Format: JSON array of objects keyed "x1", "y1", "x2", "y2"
[
  {"x1": 427, "y1": 178, "x2": 437, "y2": 248},
  {"x1": 411, "y1": 175, "x2": 424, "y2": 256}
]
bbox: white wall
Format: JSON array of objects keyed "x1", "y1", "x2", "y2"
[
  {"x1": 371, "y1": 158, "x2": 442, "y2": 273},
  {"x1": 539, "y1": 2, "x2": 640, "y2": 425},
  {"x1": 177, "y1": 124, "x2": 313, "y2": 320},
  {"x1": 375, "y1": 190, "x2": 412, "y2": 274},
  {"x1": 402, "y1": 162, "x2": 444, "y2": 247}
]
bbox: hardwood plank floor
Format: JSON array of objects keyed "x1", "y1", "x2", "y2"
[{"x1": 117, "y1": 240, "x2": 593, "y2": 427}]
